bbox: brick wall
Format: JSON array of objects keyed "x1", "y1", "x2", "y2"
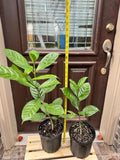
[
  {"x1": 0, "y1": 133, "x2": 4, "y2": 159},
  {"x1": 113, "y1": 117, "x2": 120, "y2": 152}
]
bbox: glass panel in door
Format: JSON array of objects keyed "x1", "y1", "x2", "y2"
[{"x1": 24, "y1": 0, "x2": 96, "y2": 49}]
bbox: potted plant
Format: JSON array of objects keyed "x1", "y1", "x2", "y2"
[
  {"x1": 0, "y1": 49, "x2": 64, "y2": 153},
  {"x1": 61, "y1": 77, "x2": 99, "y2": 158}
]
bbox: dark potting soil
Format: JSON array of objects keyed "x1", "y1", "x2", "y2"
[
  {"x1": 70, "y1": 122, "x2": 93, "y2": 143},
  {"x1": 39, "y1": 120, "x2": 63, "y2": 137}
]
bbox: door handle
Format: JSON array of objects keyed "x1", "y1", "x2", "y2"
[{"x1": 101, "y1": 39, "x2": 112, "y2": 75}]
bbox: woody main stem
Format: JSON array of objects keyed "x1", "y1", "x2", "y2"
[{"x1": 36, "y1": 87, "x2": 54, "y2": 130}]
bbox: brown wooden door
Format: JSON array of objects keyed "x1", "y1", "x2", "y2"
[{"x1": 0, "y1": 0, "x2": 119, "y2": 132}]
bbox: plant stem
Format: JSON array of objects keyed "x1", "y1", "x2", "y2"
[
  {"x1": 33, "y1": 63, "x2": 36, "y2": 78},
  {"x1": 78, "y1": 102, "x2": 82, "y2": 135},
  {"x1": 36, "y1": 87, "x2": 54, "y2": 130},
  {"x1": 78, "y1": 113, "x2": 82, "y2": 135}
]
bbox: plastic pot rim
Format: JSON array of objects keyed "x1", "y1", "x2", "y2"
[
  {"x1": 69, "y1": 121, "x2": 96, "y2": 145},
  {"x1": 38, "y1": 118, "x2": 64, "y2": 140}
]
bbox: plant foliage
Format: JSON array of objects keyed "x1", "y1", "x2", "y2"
[
  {"x1": 61, "y1": 77, "x2": 99, "y2": 124},
  {"x1": 0, "y1": 49, "x2": 64, "y2": 129}
]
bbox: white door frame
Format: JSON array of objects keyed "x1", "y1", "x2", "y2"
[{"x1": 0, "y1": 19, "x2": 17, "y2": 150}]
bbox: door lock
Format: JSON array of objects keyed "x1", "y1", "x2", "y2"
[
  {"x1": 101, "y1": 39, "x2": 112, "y2": 75},
  {"x1": 106, "y1": 23, "x2": 114, "y2": 32}
]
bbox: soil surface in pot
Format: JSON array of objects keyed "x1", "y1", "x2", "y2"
[
  {"x1": 70, "y1": 122, "x2": 94, "y2": 143},
  {"x1": 39, "y1": 120, "x2": 63, "y2": 137}
]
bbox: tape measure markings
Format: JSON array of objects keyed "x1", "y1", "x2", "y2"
[{"x1": 63, "y1": 0, "x2": 70, "y2": 143}]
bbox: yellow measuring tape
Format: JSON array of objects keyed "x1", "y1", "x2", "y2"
[{"x1": 63, "y1": 0, "x2": 70, "y2": 143}]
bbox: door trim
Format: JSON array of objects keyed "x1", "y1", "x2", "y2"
[
  {"x1": 100, "y1": 8, "x2": 120, "y2": 145},
  {"x1": 0, "y1": 19, "x2": 17, "y2": 150}
]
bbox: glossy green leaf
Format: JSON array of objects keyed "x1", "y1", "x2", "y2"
[
  {"x1": 79, "y1": 105, "x2": 99, "y2": 117},
  {"x1": 61, "y1": 87, "x2": 79, "y2": 109},
  {"x1": 36, "y1": 52, "x2": 59, "y2": 71},
  {"x1": 18, "y1": 75, "x2": 35, "y2": 88},
  {"x1": 0, "y1": 65, "x2": 34, "y2": 88},
  {"x1": 24, "y1": 66, "x2": 33, "y2": 74},
  {"x1": 40, "y1": 103, "x2": 48, "y2": 114},
  {"x1": 41, "y1": 85, "x2": 57, "y2": 95},
  {"x1": 71, "y1": 101, "x2": 79, "y2": 110},
  {"x1": 33, "y1": 74, "x2": 57, "y2": 80},
  {"x1": 11, "y1": 65, "x2": 23, "y2": 73},
  {"x1": 30, "y1": 113, "x2": 46, "y2": 121},
  {"x1": 51, "y1": 116, "x2": 58, "y2": 121},
  {"x1": 41, "y1": 103, "x2": 64, "y2": 115},
  {"x1": 29, "y1": 50, "x2": 39, "y2": 63},
  {"x1": 67, "y1": 110, "x2": 77, "y2": 115},
  {"x1": 61, "y1": 111, "x2": 78, "y2": 118},
  {"x1": 78, "y1": 83, "x2": 90, "y2": 101},
  {"x1": 22, "y1": 98, "x2": 40, "y2": 123},
  {"x1": 61, "y1": 114, "x2": 77, "y2": 119},
  {"x1": 78, "y1": 77, "x2": 88, "y2": 88},
  {"x1": 39, "y1": 78, "x2": 60, "y2": 88},
  {"x1": 52, "y1": 98, "x2": 63, "y2": 105},
  {"x1": 0, "y1": 65, "x2": 23, "y2": 80},
  {"x1": 17, "y1": 79, "x2": 35, "y2": 88},
  {"x1": 4, "y1": 49, "x2": 33, "y2": 72},
  {"x1": 46, "y1": 104, "x2": 64, "y2": 115},
  {"x1": 26, "y1": 76, "x2": 34, "y2": 85},
  {"x1": 67, "y1": 110, "x2": 78, "y2": 118},
  {"x1": 30, "y1": 81, "x2": 45, "y2": 100},
  {"x1": 69, "y1": 79, "x2": 77, "y2": 96}
]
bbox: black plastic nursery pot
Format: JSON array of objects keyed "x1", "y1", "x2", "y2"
[
  {"x1": 38, "y1": 119, "x2": 64, "y2": 153},
  {"x1": 69, "y1": 121, "x2": 95, "y2": 159}
]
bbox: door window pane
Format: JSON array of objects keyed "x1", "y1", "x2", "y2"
[{"x1": 24, "y1": 0, "x2": 96, "y2": 49}]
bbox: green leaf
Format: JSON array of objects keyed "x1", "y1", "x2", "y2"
[
  {"x1": 61, "y1": 88, "x2": 76, "y2": 102},
  {"x1": 71, "y1": 101, "x2": 79, "y2": 110},
  {"x1": 39, "y1": 78, "x2": 60, "y2": 88},
  {"x1": 52, "y1": 98, "x2": 63, "y2": 105},
  {"x1": 41, "y1": 103, "x2": 64, "y2": 115},
  {"x1": 67, "y1": 110, "x2": 78, "y2": 118},
  {"x1": 17, "y1": 79, "x2": 35, "y2": 88},
  {"x1": 69, "y1": 79, "x2": 77, "y2": 96},
  {"x1": 29, "y1": 50, "x2": 39, "y2": 63},
  {"x1": 0, "y1": 65, "x2": 34, "y2": 88},
  {"x1": 51, "y1": 116, "x2": 58, "y2": 121},
  {"x1": 11, "y1": 65, "x2": 23, "y2": 73},
  {"x1": 26, "y1": 75, "x2": 34, "y2": 84},
  {"x1": 46, "y1": 103, "x2": 64, "y2": 115},
  {"x1": 4, "y1": 49, "x2": 33, "y2": 72},
  {"x1": 79, "y1": 105, "x2": 99, "y2": 117},
  {"x1": 41, "y1": 103, "x2": 48, "y2": 114},
  {"x1": 61, "y1": 87, "x2": 79, "y2": 110},
  {"x1": 78, "y1": 111, "x2": 85, "y2": 117},
  {"x1": 61, "y1": 111, "x2": 78, "y2": 119},
  {"x1": 33, "y1": 74, "x2": 57, "y2": 80},
  {"x1": 78, "y1": 83, "x2": 90, "y2": 101},
  {"x1": 0, "y1": 65, "x2": 23, "y2": 80},
  {"x1": 78, "y1": 77, "x2": 88, "y2": 88},
  {"x1": 67, "y1": 110, "x2": 77, "y2": 115},
  {"x1": 22, "y1": 98, "x2": 41, "y2": 123},
  {"x1": 30, "y1": 113, "x2": 46, "y2": 121},
  {"x1": 24, "y1": 66, "x2": 33, "y2": 74},
  {"x1": 41, "y1": 85, "x2": 57, "y2": 95},
  {"x1": 36, "y1": 52, "x2": 59, "y2": 71},
  {"x1": 61, "y1": 114, "x2": 77, "y2": 119},
  {"x1": 30, "y1": 81, "x2": 45, "y2": 100}
]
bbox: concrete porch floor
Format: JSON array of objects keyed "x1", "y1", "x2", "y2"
[{"x1": 1, "y1": 132, "x2": 120, "y2": 160}]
